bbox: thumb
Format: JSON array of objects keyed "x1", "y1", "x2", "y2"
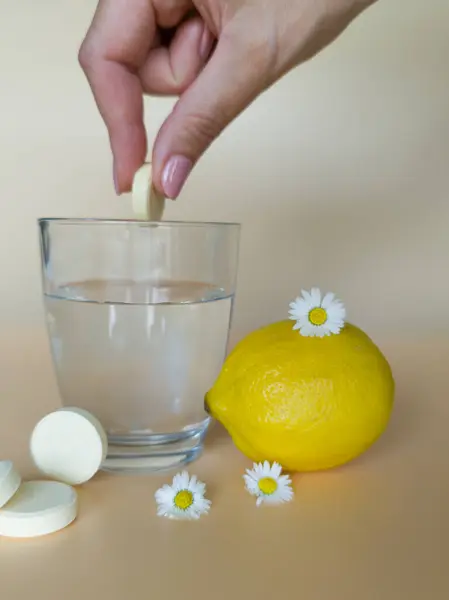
[{"x1": 152, "y1": 31, "x2": 272, "y2": 198}]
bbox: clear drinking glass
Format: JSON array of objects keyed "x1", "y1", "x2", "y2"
[{"x1": 38, "y1": 219, "x2": 240, "y2": 473}]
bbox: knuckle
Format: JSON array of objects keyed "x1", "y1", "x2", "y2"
[
  {"x1": 244, "y1": 36, "x2": 277, "y2": 80},
  {"x1": 78, "y1": 44, "x2": 90, "y2": 71},
  {"x1": 78, "y1": 39, "x2": 97, "y2": 72},
  {"x1": 176, "y1": 109, "x2": 223, "y2": 148},
  {"x1": 223, "y1": 25, "x2": 279, "y2": 83}
]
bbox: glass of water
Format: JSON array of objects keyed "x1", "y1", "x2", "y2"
[{"x1": 38, "y1": 219, "x2": 240, "y2": 473}]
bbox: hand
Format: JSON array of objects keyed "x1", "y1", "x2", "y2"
[{"x1": 79, "y1": 0, "x2": 376, "y2": 198}]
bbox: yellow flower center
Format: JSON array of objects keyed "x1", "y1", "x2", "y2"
[
  {"x1": 174, "y1": 490, "x2": 194, "y2": 510},
  {"x1": 258, "y1": 477, "x2": 278, "y2": 495},
  {"x1": 308, "y1": 307, "x2": 327, "y2": 326}
]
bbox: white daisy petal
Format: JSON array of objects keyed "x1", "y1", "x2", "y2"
[
  {"x1": 300, "y1": 323, "x2": 316, "y2": 337},
  {"x1": 155, "y1": 471, "x2": 211, "y2": 520},
  {"x1": 294, "y1": 298, "x2": 309, "y2": 310},
  {"x1": 310, "y1": 326, "x2": 323, "y2": 337},
  {"x1": 270, "y1": 462, "x2": 282, "y2": 478},
  {"x1": 263, "y1": 494, "x2": 281, "y2": 505},
  {"x1": 194, "y1": 497, "x2": 212, "y2": 514},
  {"x1": 243, "y1": 472, "x2": 255, "y2": 484},
  {"x1": 293, "y1": 308, "x2": 310, "y2": 320},
  {"x1": 193, "y1": 481, "x2": 206, "y2": 496},
  {"x1": 254, "y1": 462, "x2": 265, "y2": 476},
  {"x1": 172, "y1": 470, "x2": 190, "y2": 491},
  {"x1": 154, "y1": 483, "x2": 173, "y2": 497},
  {"x1": 301, "y1": 289, "x2": 312, "y2": 303},
  {"x1": 278, "y1": 474, "x2": 292, "y2": 485},
  {"x1": 321, "y1": 292, "x2": 335, "y2": 309},
  {"x1": 297, "y1": 314, "x2": 308, "y2": 323},
  {"x1": 157, "y1": 505, "x2": 170, "y2": 517},
  {"x1": 188, "y1": 476, "x2": 206, "y2": 496},
  {"x1": 244, "y1": 468, "x2": 256, "y2": 480},
  {"x1": 183, "y1": 511, "x2": 199, "y2": 520},
  {"x1": 175, "y1": 507, "x2": 198, "y2": 520},
  {"x1": 154, "y1": 485, "x2": 175, "y2": 503},
  {"x1": 310, "y1": 287, "x2": 322, "y2": 304},
  {"x1": 243, "y1": 479, "x2": 259, "y2": 496},
  {"x1": 327, "y1": 303, "x2": 345, "y2": 320},
  {"x1": 327, "y1": 314, "x2": 345, "y2": 330},
  {"x1": 289, "y1": 299, "x2": 301, "y2": 311}
]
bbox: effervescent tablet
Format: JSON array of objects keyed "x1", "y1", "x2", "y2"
[
  {"x1": 30, "y1": 407, "x2": 108, "y2": 485},
  {"x1": 132, "y1": 162, "x2": 165, "y2": 220},
  {"x1": 0, "y1": 481, "x2": 77, "y2": 538},
  {"x1": 0, "y1": 460, "x2": 21, "y2": 508}
]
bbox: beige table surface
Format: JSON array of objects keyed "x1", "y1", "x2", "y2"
[{"x1": 1, "y1": 327, "x2": 448, "y2": 599}]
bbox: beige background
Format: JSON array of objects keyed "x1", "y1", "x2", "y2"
[
  {"x1": 1, "y1": 1, "x2": 449, "y2": 598},
  {"x1": 1, "y1": 0, "x2": 449, "y2": 342},
  {"x1": 1, "y1": 334, "x2": 449, "y2": 598}
]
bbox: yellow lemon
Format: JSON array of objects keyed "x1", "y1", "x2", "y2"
[{"x1": 205, "y1": 321, "x2": 394, "y2": 471}]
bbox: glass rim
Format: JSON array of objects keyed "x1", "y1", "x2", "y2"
[{"x1": 38, "y1": 218, "x2": 240, "y2": 228}]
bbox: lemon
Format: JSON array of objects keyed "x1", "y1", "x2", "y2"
[{"x1": 205, "y1": 321, "x2": 394, "y2": 471}]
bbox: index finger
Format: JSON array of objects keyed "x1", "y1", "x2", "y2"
[{"x1": 79, "y1": 0, "x2": 157, "y2": 193}]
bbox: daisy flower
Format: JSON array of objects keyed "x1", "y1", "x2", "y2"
[
  {"x1": 155, "y1": 471, "x2": 211, "y2": 520},
  {"x1": 243, "y1": 461, "x2": 293, "y2": 506},
  {"x1": 288, "y1": 287, "x2": 346, "y2": 338}
]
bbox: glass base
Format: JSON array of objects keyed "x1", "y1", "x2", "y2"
[{"x1": 101, "y1": 420, "x2": 210, "y2": 474}]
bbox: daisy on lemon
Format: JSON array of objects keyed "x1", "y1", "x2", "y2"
[{"x1": 289, "y1": 288, "x2": 346, "y2": 337}]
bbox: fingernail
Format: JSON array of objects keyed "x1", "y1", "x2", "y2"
[
  {"x1": 113, "y1": 164, "x2": 119, "y2": 195},
  {"x1": 161, "y1": 155, "x2": 193, "y2": 199},
  {"x1": 199, "y1": 27, "x2": 213, "y2": 60}
]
